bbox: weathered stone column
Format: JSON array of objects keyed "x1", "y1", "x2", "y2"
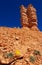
[
  {"x1": 27, "y1": 4, "x2": 38, "y2": 28},
  {"x1": 20, "y1": 5, "x2": 29, "y2": 27}
]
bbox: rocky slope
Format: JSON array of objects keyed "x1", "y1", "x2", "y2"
[
  {"x1": 0, "y1": 27, "x2": 42, "y2": 65},
  {"x1": 0, "y1": 4, "x2": 42, "y2": 65}
]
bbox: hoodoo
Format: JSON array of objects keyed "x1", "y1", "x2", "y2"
[{"x1": 20, "y1": 4, "x2": 38, "y2": 30}]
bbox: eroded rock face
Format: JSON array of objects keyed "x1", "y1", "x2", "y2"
[
  {"x1": 0, "y1": 4, "x2": 42, "y2": 65},
  {"x1": 20, "y1": 5, "x2": 29, "y2": 27},
  {"x1": 0, "y1": 27, "x2": 42, "y2": 65},
  {"x1": 20, "y1": 4, "x2": 38, "y2": 28}
]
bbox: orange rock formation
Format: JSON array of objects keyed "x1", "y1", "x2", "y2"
[
  {"x1": 20, "y1": 5, "x2": 29, "y2": 27},
  {"x1": 20, "y1": 4, "x2": 38, "y2": 29},
  {"x1": 0, "y1": 4, "x2": 42, "y2": 65}
]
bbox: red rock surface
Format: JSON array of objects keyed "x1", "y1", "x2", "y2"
[{"x1": 0, "y1": 4, "x2": 42, "y2": 65}]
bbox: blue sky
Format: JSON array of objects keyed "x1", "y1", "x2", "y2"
[{"x1": 0, "y1": 0, "x2": 42, "y2": 31}]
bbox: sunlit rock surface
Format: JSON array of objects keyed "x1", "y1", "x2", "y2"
[{"x1": 0, "y1": 4, "x2": 42, "y2": 65}]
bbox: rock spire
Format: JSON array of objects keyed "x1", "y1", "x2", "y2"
[{"x1": 20, "y1": 4, "x2": 38, "y2": 29}]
